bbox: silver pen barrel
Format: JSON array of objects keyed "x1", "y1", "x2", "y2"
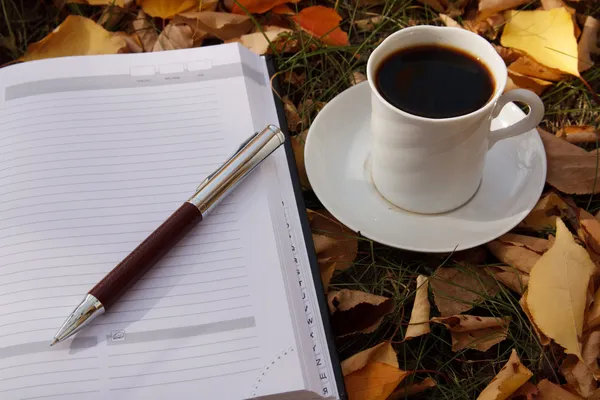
[{"x1": 187, "y1": 124, "x2": 285, "y2": 217}]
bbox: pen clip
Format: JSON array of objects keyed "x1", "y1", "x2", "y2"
[{"x1": 196, "y1": 130, "x2": 260, "y2": 191}]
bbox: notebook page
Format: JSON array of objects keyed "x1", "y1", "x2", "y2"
[
  {"x1": 0, "y1": 45, "x2": 308, "y2": 400},
  {"x1": 239, "y1": 48, "x2": 340, "y2": 399}
]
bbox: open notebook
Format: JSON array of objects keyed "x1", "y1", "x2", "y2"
[{"x1": 0, "y1": 44, "x2": 346, "y2": 400}]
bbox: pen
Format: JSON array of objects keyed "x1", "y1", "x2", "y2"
[{"x1": 51, "y1": 124, "x2": 285, "y2": 345}]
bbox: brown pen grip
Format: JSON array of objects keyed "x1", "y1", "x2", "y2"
[{"x1": 90, "y1": 202, "x2": 202, "y2": 308}]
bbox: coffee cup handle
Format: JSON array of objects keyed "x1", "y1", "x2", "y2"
[{"x1": 488, "y1": 89, "x2": 545, "y2": 148}]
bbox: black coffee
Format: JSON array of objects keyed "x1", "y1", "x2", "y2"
[{"x1": 375, "y1": 44, "x2": 495, "y2": 119}]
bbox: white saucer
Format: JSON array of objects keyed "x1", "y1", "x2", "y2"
[{"x1": 304, "y1": 81, "x2": 547, "y2": 253}]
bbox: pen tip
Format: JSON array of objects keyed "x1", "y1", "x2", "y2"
[{"x1": 50, "y1": 339, "x2": 59, "y2": 346}]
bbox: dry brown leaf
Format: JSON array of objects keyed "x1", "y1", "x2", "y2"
[
  {"x1": 556, "y1": 126, "x2": 599, "y2": 144},
  {"x1": 152, "y1": 23, "x2": 194, "y2": 52},
  {"x1": 291, "y1": 130, "x2": 310, "y2": 190},
  {"x1": 538, "y1": 128, "x2": 600, "y2": 195},
  {"x1": 328, "y1": 289, "x2": 394, "y2": 336},
  {"x1": 21, "y1": 15, "x2": 126, "y2": 62},
  {"x1": 137, "y1": 0, "x2": 198, "y2": 19},
  {"x1": 417, "y1": 0, "x2": 446, "y2": 12},
  {"x1": 486, "y1": 234, "x2": 548, "y2": 274},
  {"x1": 540, "y1": 0, "x2": 567, "y2": 9},
  {"x1": 576, "y1": 208, "x2": 600, "y2": 264},
  {"x1": 430, "y1": 266, "x2": 499, "y2": 316},
  {"x1": 226, "y1": 26, "x2": 295, "y2": 55},
  {"x1": 282, "y1": 97, "x2": 302, "y2": 132},
  {"x1": 509, "y1": 382, "x2": 539, "y2": 399},
  {"x1": 132, "y1": 10, "x2": 158, "y2": 52},
  {"x1": 485, "y1": 266, "x2": 529, "y2": 295},
  {"x1": 341, "y1": 341, "x2": 398, "y2": 375},
  {"x1": 494, "y1": 45, "x2": 522, "y2": 64},
  {"x1": 439, "y1": 13, "x2": 461, "y2": 28},
  {"x1": 560, "y1": 331, "x2": 600, "y2": 397},
  {"x1": 520, "y1": 289, "x2": 551, "y2": 346},
  {"x1": 114, "y1": 32, "x2": 143, "y2": 53},
  {"x1": 527, "y1": 218, "x2": 596, "y2": 360},
  {"x1": 350, "y1": 71, "x2": 367, "y2": 86},
  {"x1": 578, "y1": 16, "x2": 600, "y2": 73},
  {"x1": 405, "y1": 275, "x2": 431, "y2": 340},
  {"x1": 345, "y1": 362, "x2": 408, "y2": 400},
  {"x1": 174, "y1": 12, "x2": 253, "y2": 41},
  {"x1": 520, "y1": 192, "x2": 570, "y2": 231},
  {"x1": 388, "y1": 377, "x2": 437, "y2": 399},
  {"x1": 463, "y1": 13, "x2": 505, "y2": 40},
  {"x1": 477, "y1": 0, "x2": 529, "y2": 21},
  {"x1": 476, "y1": 349, "x2": 533, "y2": 400},
  {"x1": 354, "y1": 15, "x2": 383, "y2": 31},
  {"x1": 283, "y1": 71, "x2": 306, "y2": 86},
  {"x1": 508, "y1": 56, "x2": 565, "y2": 82},
  {"x1": 536, "y1": 379, "x2": 584, "y2": 399},
  {"x1": 432, "y1": 315, "x2": 510, "y2": 352},
  {"x1": 587, "y1": 287, "x2": 600, "y2": 330},
  {"x1": 505, "y1": 71, "x2": 553, "y2": 96}
]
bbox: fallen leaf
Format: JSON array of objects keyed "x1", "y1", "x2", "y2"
[
  {"x1": 313, "y1": 234, "x2": 337, "y2": 289},
  {"x1": 328, "y1": 289, "x2": 395, "y2": 336},
  {"x1": 417, "y1": 0, "x2": 445, "y2": 12},
  {"x1": 578, "y1": 16, "x2": 600, "y2": 72},
  {"x1": 388, "y1": 377, "x2": 437, "y2": 399},
  {"x1": 477, "y1": 0, "x2": 529, "y2": 21},
  {"x1": 486, "y1": 234, "x2": 549, "y2": 274},
  {"x1": 494, "y1": 45, "x2": 522, "y2": 64},
  {"x1": 350, "y1": 71, "x2": 367, "y2": 85},
  {"x1": 307, "y1": 209, "x2": 358, "y2": 273},
  {"x1": 21, "y1": 15, "x2": 126, "y2": 61},
  {"x1": 476, "y1": 349, "x2": 533, "y2": 400},
  {"x1": 292, "y1": 6, "x2": 349, "y2": 46},
  {"x1": 527, "y1": 218, "x2": 596, "y2": 359},
  {"x1": 430, "y1": 266, "x2": 499, "y2": 316},
  {"x1": 354, "y1": 15, "x2": 383, "y2": 31},
  {"x1": 226, "y1": 26, "x2": 295, "y2": 55},
  {"x1": 432, "y1": 315, "x2": 510, "y2": 352},
  {"x1": 98, "y1": 4, "x2": 128, "y2": 29},
  {"x1": 509, "y1": 382, "x2": 539, "y2": 399},
  {"x1": 556, "y1": 126, "x2": 599, "y2": 144},
  {"x1": 587, "y1": 286, "x2": 600, "y2": 330},
  {"x1": 463, "y1": 13, "x2": 505, "y2": 40},
  {"x1": 560, "y1": 331, "x2": 600, "y2": 397},
  {"x1": 536, "y1": 379, "x2": 584, "y2": 400},
  {"x1": 341, "y1": 341, "x2": 398, "y2": 375},
  {"x1": 520, "y1": 289, "x2": 551, "y2": 346},
  {"x1": 68, "y1": 0, "x2": 132, "y2": 5},
  {"x1": 291, "y1": 130, "x2": 310, "y2": 190},
  {"x1": 283, "y1": 70, "x2": 306, "y2": 86},
  {"x1": 501, "y1": 8, "x2": 580, "y2": 77},
  {"x1": 538, "y1": 128, "x2": 600, "y2": 195},
  {"x1": 282, "y1": 97, "x2": 302, "y2": 132},
  {"x1": 439, "y1": 13, "x2": 462, "y2": 28},
  {"x1": 575, "y1": 208, "x2": 600, "y2": 264},
  {"x1": 228, "y1": 0, "x2": 301, "y2": 14},
  {"x1": 485, "y1": 266, "x2": 529, "y2": 295},
  {"x1": 405, "y1": 275, "x2": 431, "y2": 340},
  {"x1": 521, "y1": 192, "x2": 570, "y2": 230},
  {"x1": 152, "y1": 23, "x2": 194, "y2": 52},
  {"x1": 137, "y1": 0, "x2": 198, "y2": 19},
  {"x1": 114, "y1": 32, "x2": 143, "y2": 53},
  {"x1": 505, "y1": 71, "x2": 553, "y2": 95},
  {"x1": 271, "y1": 4, "x2": 295, "y2": 14},
  {"x1": 540, "y1": 0, "x2": 565, "y2": 9},
  {"x1": 345, "y1": 362, "x2": 408, "y2": 400},
  {"x1": 174, "y1": 11, "x2": 253, "y2": 41},
  {"x1": 508, "y1": 56, "x2": 565, "y2": 82},
  {"x1": 132, "y1": 10, "x2": 158, "y2": 52},
  {"x1": 342, "y1": 342, "x2": 407, "y2": 400}
]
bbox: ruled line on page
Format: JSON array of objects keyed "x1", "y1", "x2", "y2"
[
  {"x1": 0, "y1": 123, "x2": 221, "y2": 151},
  {"x1": 106, "y1": 294, "x2": 251, "y2": 315},
  {"x1": 0, "y1": 367, "x2": 101, "y2": 382},
  {"x1": 0, "y1": 378, "x2": 101, "y2": 393},
  {"x1": 21, "y1": 390, "x2": 101, "y2": 400},
  {"x1": 0, "y1": 357, "x2": 98, "y2": 372},
  {"x1": 109, "y1": 369, "x2": 261, "y2": 391},
  {"x1": 4, "y1": 85, "x2": 216, "y2": 110},
  {"x1": 1, "y1": 84, "x2": 217, "y2": 112},
  {"x1": 1, "y1": 96, "x2": 218, "y2": 123}
]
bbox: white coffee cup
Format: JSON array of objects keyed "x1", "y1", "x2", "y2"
[{"x1": 366, "y1": 25, "x2": 545, "y2": 214}]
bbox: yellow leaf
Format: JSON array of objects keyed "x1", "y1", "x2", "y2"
[
  {"x1": 431, "y1": 315, "x2": 510, "y2": 352},
  {"x1": 21, "y1": 15, "x2": 125, "y2": 62},
  {"x1": 476, "y1": 349, "x2": 533, "y2": 400},
  {"x1": 341, "y1": 342, "x2": 398, "y2": 375},
  {"x1": 405, "y1": 275, "x2": 431, "y2": 340},
  {"x1": 520, "y1": 289, "x2": 551, "y2": 346},
  {"x1": 501, "y1": 8, "x2": 580, "y2": 76},
  {"x1": 430, "y1": 266, "x2": 499, "y2": 316},
  {"x1": 345, "y1": 362, "x2": 408, "y2": 400},
  {"x1": 560, "y1": 331, "x2": 600, "y2": 397},
  {"x1": 152, "y1": 23, "x2": 194, "y2": 51},
  {"x1": 136, "y1": 0, "x2": 198, "y2": 19},
  {"x1": 327, "y1": 289, "x2": 394, "y2": 337},
  {"x1": 527, "y1": 218, "x2": 596, "y2": 359},
  {"x1": 506, "y1": 71, "x2": 553, "y2": 96},
  {"x1": 508, "y1": 55, "x2": 565, "y2": 81}
]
